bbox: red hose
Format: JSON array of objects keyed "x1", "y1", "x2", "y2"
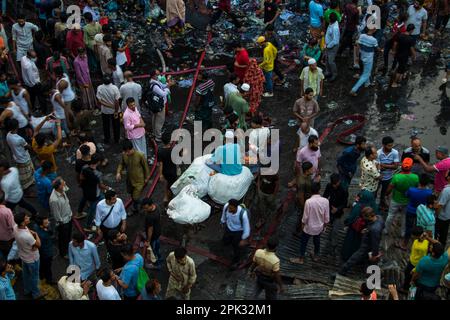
[{"x1": 133, "y1": 65, "x2": 226, "y2": 80}]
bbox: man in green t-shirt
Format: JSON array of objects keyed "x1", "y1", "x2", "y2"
[
  {"x1": 385, "y1": 157, "x2": 419, "y2": 237},
  {"x1": 324, "y1": 0, "x2": 342, "y2": 25}
]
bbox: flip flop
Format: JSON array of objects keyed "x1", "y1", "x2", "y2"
[{"x1": 289, "y1": 258, "x2": 304, "y2": 265}]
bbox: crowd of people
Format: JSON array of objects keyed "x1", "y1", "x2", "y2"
[{"x1": 0, "y1": 0, "x2": 449, "y2": 301}]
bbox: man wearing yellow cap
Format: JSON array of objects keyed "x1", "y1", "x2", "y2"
[
  {"x1": 256, "y1": 36, "x2": 277, "y2": 98},
  {"x1": 385, "y1": 157, "x2": 419, "y2": 245}
]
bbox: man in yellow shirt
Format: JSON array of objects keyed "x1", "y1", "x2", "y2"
[{"x1": 257, "y1": 36, "x2": 277, "y2": 97}]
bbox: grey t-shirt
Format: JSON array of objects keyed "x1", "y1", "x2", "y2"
[
  {"x1": 6, "y1": 132, "x2": 31, "y2": 164},
  {"x1": 438, "y1": 185, "x2": 450, "y2": 221}
]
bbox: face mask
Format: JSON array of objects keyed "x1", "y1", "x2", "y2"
[
  {"x1": 31, "y1": 57, "x2": 37, "y2": 62},
  {"x1": 63, "y1": 185, "x2": 69, "y2": 193}
]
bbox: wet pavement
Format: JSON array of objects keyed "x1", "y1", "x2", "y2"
[{"x1": 7, "y1": 3, "x2": 450, "y2": 300}]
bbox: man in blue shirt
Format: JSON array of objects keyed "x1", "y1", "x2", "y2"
[
  {"x1": 68, "y1": 232, "x2": 101, "y2": 281},
  {"x1": 412, "y1": 242, "x2": 449, "y2": 300},
  {"x1": 309, "y1": 0, "x2": 324, "y2": 40},
  {"x1": 34, "y1": 161, "x2": 54, "y2": 210},
  {"x1": 221, "y1": 199, "x2": 251, "y2": 268},
  {"x1": 336, "y1": 136, "x2": 367, "y2": 190},
  {"x1": 0, "y1": 256, "x2": 16, "y2": 300},
  {"x1": 405, "y1": 174, "x2": 432, "y2": 245},
  {"x1": 116, "y1": 243, "x2": 144, "y2": 300},
  {"x1": 325, "y1": 13, "x2": 340, "y2": 82},
  {"x1": 35, "y1": 215, "x2": 55, "y2": 284},
  {"x1": 376, "y1": 136, "x2": 400, "y2": 211},
  {"x1": 206, "y1": 130, "x2": 243, "y2": 176}
]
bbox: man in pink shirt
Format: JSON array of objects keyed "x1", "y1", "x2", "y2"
[
  {"x1": 296, "y1": 134, "x2": 321, "y2": 180},
  {"x1": 290, "y1": 182, "x2": 329, "y2": 265},
  {"x1": 414, "y1": 146, "x2": 450, "y2": 194},
  {"x1": 0, "y1": 191, "x2": 15, "y2": 259},
  {"x1": 73, "y1": 47, "x2": 97, "y2": 110},
  {"x1": 123, "y1": 97, "x2": 147, "y2": 159}
]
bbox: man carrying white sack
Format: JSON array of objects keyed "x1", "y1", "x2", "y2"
[{"x1": 206, "y1": 130, "x2": 243, "y2": 176}]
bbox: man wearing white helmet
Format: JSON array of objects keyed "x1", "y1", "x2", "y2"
[{"x1": 299, "y1": 58, "x2": 324, "y2": 100}]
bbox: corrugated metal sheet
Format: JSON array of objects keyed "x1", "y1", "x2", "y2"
[{"x1": 329, "y1": 274, "x2": 389, "y2": 300}]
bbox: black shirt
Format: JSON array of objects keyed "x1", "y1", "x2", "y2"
[
  {"x1": 323, "y1": 183, "x2": 349, "y2": 218},
  {"x1": 157, "y1": 146, "x2": 177, "y2": 182},
  {"x1": 402, "y1": 147, "x2": 431, "y2": 164},
  {"x1": 80, "y1": 166, "x2": 101, "y2": 201},
  {"x1": 395, "y1": 34, "x2": 415, "y2": 59},
  {"x1": 259, "y1": 174, "x2": 279, "y2": 195},
  {"x1": 144, "y1": 206, "x2": 162, "y2": 242},
  {"x1": 264, "y1": 1, "x2": 279, "y2": 23},
  {"x1": 75, "y1": 159, "x2": 90, "y2": 174},
  {"x1": 33, "y1": 40, "x2": 52, "y2": 70}
]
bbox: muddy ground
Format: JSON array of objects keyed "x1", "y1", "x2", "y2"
[{"x1": 8, "y1": 5, "x2": 450, "y2": 299}]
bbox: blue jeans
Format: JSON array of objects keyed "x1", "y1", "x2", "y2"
[
  {"x1": 22, "y1": 260, "x2": 41, "y2": 298},
  {"x1": 151, "y1": 239, "x2": 162, "y2": 266},
  {"x1": 351, "y1": 58, "x2": 373, "y2": 93},
  {"x1": 264, "y1": 71, "x2": 273, "y2": 93}
]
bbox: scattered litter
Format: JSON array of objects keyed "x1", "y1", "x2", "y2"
[
  {"x1": 401, "y1": 114, "x2": 417, "y2": 121},
  {"x1": 348, "y1": 134, "x2": 357, "y2": 143},
  {"x1": 406, "y1": 100, "x2": 419, "y2": 107},
  {"x1": 288, "y1": 119, "x2": 297, "y2": 127},
  {"x1": 294, "y1": 59, "x2": 301, "y2": 65},
  {"x1": 344, "y1": 120, "x2": 353, "y2": 125},
  {"x1": 280, "y1": 10, "x2": 295, "y2": 21},
  {"x1": 440, "y1": 127, "x2": 447, "y2": 135},
  {"x1": 278, "y1": 30, "x2": 290, "y2": 36},
  {"x1": 327, "y1": 101, "x2": 338, "y2": 109},
  {"x1": 416, "y1": 41, "x2": 432, "y2": 54},
  {"x1": 384, "y1": 103, "x2": 397, "y2": 111}
]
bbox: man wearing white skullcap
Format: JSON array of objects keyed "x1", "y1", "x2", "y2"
[
  {"x1": 299, "y1": 57, "x2": 325, "y2": 99},
  {"x1": 205, "y1": 130, "x2": 243, "y2": 176}
]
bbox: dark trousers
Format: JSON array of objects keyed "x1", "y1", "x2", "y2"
[
  {"x1": 101, "y1": 113, "x2": 121, "y2": 144},
  {"x1": 124, "y1": 295, "x2": 138, "y2": 300},
  {"x1": 0, "y1": 239, "x2": 13, "y2": 259},
  {"x1": 209, "y1": 9, "x2": 241, "y2": 28},
  {"x1": 299, "y1": 232, "x2": 320, "y2": 257},
  {"x1": 254, "y1": 273, "x2": 278, "y2": 300},
  {"x1": 341, "y1": 247, "x2": 368, "y2": 274},
  {"x1": 376, "y1": 179, "x2": 391, "y2": 208},
  {"x1": 223, "y1": 227, "x2": 243, "y2": 263},
  {"x1": 151, "y1": 238, "x2": 162, "y2": 266},
  {"x1": 436, "y1": 218, "x2": 450, "y2": 247},
  {"x1": 57, "y1": 221, "x2": 72, "y2": 257},
  {"x1": 25, "y1": 83, "x2": 48, "y2": 114},
  {"x1": 338, "y1": 29, "x2": 355, "y2": 55},
  {"x1": 436, "y1": 14, "x2": 450, "y2": 30},
  {"x1": 404, "y1": 214, "x2": 416, "y2": 243},
  {"x1": 403, "y1": 261, "x2": 415, "y2": 291},
  {"x1": 6, "y1": 197, "x2": 37, "y2": 217},
  {"x1": 415, "y1": 283, "x2": 438, "y2": 300},
  {"x1": 383, "y1": 40, "x2": 398, "y2": 71},
  {"x1": 273, "y1": 59, "x2": 284, "y2": 81},
  {"x1": 39, "y1": 255, "x2": 53, "y2": 282},
  {"x1": 100, "y1": 221, "x2": 122, "y2": 243}
]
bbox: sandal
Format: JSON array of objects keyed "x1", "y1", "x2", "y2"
[{"x1": 290, "y1": 258, "x2": 304, "y2": 265}]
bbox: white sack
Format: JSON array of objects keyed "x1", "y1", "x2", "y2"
[
  {"x1": 207, "y1": 166, "x2": 254, "y2": 205},
  {"x1": 167, "y1": 185, "x2": 211, "y2": 224}
]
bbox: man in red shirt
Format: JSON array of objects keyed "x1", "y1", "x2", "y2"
[
  {"x1": 233, "y1": 42, "x2": 249, "y2": 82},
  {"x1": 207, "y1": 0, "x2": 242, "y2": 31}
]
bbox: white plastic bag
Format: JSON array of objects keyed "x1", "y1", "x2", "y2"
[
  {"x1": 167, "y1": 185, "x2": 211, "y2": 224},
  {"x1": 31, "y1": 116, "x2": 55, "y2": 134},
  {"x1": 170, "y1": 154, "x2": 213, "y2": 198},
  {"x1": 208, "y1": 166, "x2": 254, "y2": 205}
]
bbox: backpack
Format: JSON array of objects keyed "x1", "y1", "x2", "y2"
[
  {"x1": 223, "y1": 203, "x2": 250, "y2": 227},
  {"x1": 145, "y1": 82, "x2": 165, "y2": 113}
]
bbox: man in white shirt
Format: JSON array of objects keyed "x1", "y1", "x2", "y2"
[
  {"x1": 6, "y1": 119, "x2": 35, "y2": 190},
  {"x1": 96, "y1": 75, "x2": 121, "y2": 144},
  {"x1": 20, "y1": 50, "x2": 47, "y2": 113},
  {"x1": 0, "y1": 160, "x2": 37, "y2": 217},
  {"x1": 297, "y1": 122, "x2": 319, "y2": 151},
  {"x1": 120, "y1": 71, "x2": 142, "y2": 111},
  {"x1": 248, "y1": 115, "x2": 270, "y2": 164},
  {"x1": 223, "y1": 74, "x2": 240, "y2": 104},
  {"x1": 11, "y1": 14, "x2": 39, "y2": 62},
  {"x1": 407, "y1": 0, "x2": 428, "y2": 42},
  {"x1": 49, "y1": 178, "x2": 73, "y2": 258},
  {"x1": 95, "y1": 190, "x2": 127, "y2": 242},
  {"x1": 96, "y1": 268, "x2": 121, "y2": 300},
  {"x1": 149, "y1": 69, "x2": 173, "y2": 142}
]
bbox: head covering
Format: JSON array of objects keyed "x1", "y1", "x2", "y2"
[
  {"x1": 256, "y1": 36, "x2": 266, "y2": 44},
  {"x1": 402, "y1": 157, "x2": 414, "y2": 170},
  {"x1": 308, "y1": 58, "x2": 317, "y2": 65},
  {"x1": 436, "y1": 146, "x2": 449, "y2": 156},
  {"x1": 225, "y1": 131, "x2": 234, "y2": 139},
  {"x1": 72, "y1": 23, "x2": 81, "y2": 30},
  {"x1": 345, "y1": 190, "x2": 379, "y2": 225},
  {"x1": 241, "y1": 83, "x2": 250, "y2": 92}
]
